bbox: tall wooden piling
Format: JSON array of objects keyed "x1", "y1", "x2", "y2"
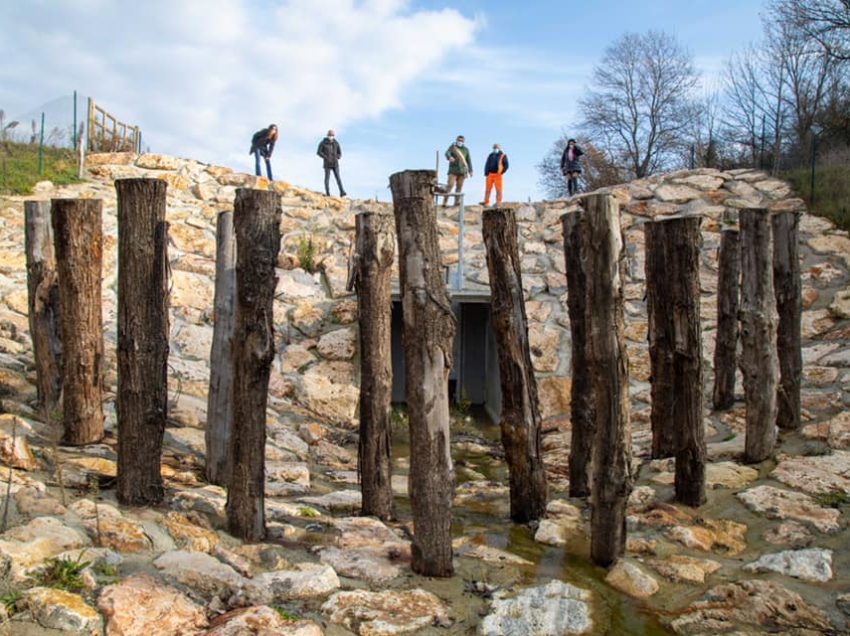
[
  {"x1": 561, "y1": 210, "x2": 593, "y2": 498},
  {"x1": 226, "y1": 189, "x2": 282, "y2": 541},
  {"x1": 115, "y1": 179, "x2": 169, "y2": 505},
  {"x1": 390, "y1": 170, "x2": 456, "y2": 577},
  {"x1": 739, "y1": 208, "x2": 778, "y2": 463},
  {"x1": 483, "y1": 207, "x2": 548, "y2": 523},
  {"x1": 772, "y1": 211, "x2": 802, "y2": 431},
  {"x1": 584, "y1": 193, "x2": 632, "y2": 567},
  {"x1": 206, "y1": 210, "x2": 236, "y2": 486},
  {"x1": 51, "y1": 199, "x2": 104, "y2": 445},
  {"x1": 351, "y1": 212, "x2": 395, "y2": 521},
  {"x1": 25, "y1": 200, "x2": 62, "y2": 413},
  {"x1": 713, "y1": 222, "x2": 740, "y2": 410}
]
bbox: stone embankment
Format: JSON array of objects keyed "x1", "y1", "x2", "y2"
[{"x1": 0, "y1": 152, "x2": 847, "y2": 634}]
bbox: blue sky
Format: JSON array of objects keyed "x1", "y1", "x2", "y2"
[{"x1": 0, "y1": 0, "x2": 765, "y2": 201}]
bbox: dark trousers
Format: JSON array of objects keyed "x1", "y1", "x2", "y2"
[
  {"x1": 324, "y1": 166, "x2": 345, "y2": 196},
  {"x1": 254, "y1": 150, "x2": 273, "y2": 180}
]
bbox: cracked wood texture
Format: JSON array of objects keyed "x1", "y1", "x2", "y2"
[
  {"x1": 561, "y1": 210, "x2": 594, "y2": 498},
  {"x1": 739, "y1": 208, "x2": 778, "y2": 463},
  {"x1": 25, "y1": 200, "x2": 62, "y2": 414},
  {"x1": 352, "y1": 212, "x2": 395, "y2": 521},
  {"x1": 483, "y1": 207, "x2": 548, "y2": 523},
  {"x1": 713, "y1": 225, "x2": 740, "y2": 410},
  {"x1": 116, "y1": 179, "x2": 170, "y2": 505},
  {"x1": 226, "y1": 188, "x2": 282, "y2": 541},
  {"x1": 390, "y1": 170, "x2": 456, "y2": 577},
  {"x1": 51, "y1": 198, "x2": 104, "y2": 445},
  {"x1": 583, "y1": 193, "x2": 633, "y2": 568},
  {"x1": 772, "y1": 211, "x2": 802, "y2": 431}
]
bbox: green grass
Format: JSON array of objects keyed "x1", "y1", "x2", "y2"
[
  {"x1": 813, "y1": 490, "x2": 850, "y2": 508},
  {"x1": 0, "y1": 590, "x2": 22, "y2": 616},
  {"x1": 30, "y1": 554, "x2": 90, "y2": 593},
  {"x1": 0, "y1": 141, "x2": 81, "y2": 195},
  {"x1": 784, "y1": 164, "x2": 850, "y2": 231}
]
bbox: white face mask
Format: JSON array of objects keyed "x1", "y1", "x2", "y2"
[{"x1": 456, "y1": 142, "x2": 463, "y2": 147}]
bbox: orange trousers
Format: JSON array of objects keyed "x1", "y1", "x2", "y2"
[{"x1": 484, "y1": 173, "x2": 503, "y2": 205}]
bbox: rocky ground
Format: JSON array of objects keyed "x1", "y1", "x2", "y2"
[{"x1": 0, "y1": 153, "x2": 847, "y2": 635}]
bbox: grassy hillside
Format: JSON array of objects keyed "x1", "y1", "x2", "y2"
[
  {"x1": 784, "y1": 164, "x2": 850, "y2": 231},
  {"x1": 0, "y1": 142, "x2": 80, "y2": 195}
]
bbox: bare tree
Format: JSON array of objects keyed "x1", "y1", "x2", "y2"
[
  {"x1": 578, "y1": 30, "x2": 700, "y2": 179},
  {"x1": 773, "y1": 0, "x2": 850, "y2": 61},
  {"x1": 538, "y1": 136, "x2": 624, "y2": 199}
]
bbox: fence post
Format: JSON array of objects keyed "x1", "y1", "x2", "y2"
[
  {"x1": 206, "y1": 211, "x2": 236, "y2": 487},
  {"x1": 25, "y1": 200, "x2": 62, "y2": 413},
  {"x1": 583, "y1": 193, "x2": 632, "y2": 568},
  {"x1": 37, "y1": 113, "x2": 45, "y2": 176},
  {"x1": 72, "y1": 90, "x2": 77, "y2": 151},
  {"x1": 51, "y1": 199, "x2": 104, "y2": 445},
  {"x1": 713, "y1": 221, "x2": 740, "y2": 410},
  {"x1": 773, "y1": 211, "x2": 802, "y2": 430},
  {"x1": 351, "y1": 212, "x2": 395, "y2": 521},
  {"x1": 87, "y1": 98, "x2": 94, "y2": 152},
  {"x1": 561, "y1": 210, "x2": 593, "y2": 498},
  {"x1": 739, "y1": 208, "x2": 778, "y2": 463},
  {"x1": 390, "y1": 169, "x2": 456, "y2": 577},
  {"x1": 483, "y1": 207, "x2": 548, "y2": 523},
  {"x1": 115, "y1": 179, "x2": 169, "y2": 505},
  {"x1": 226, "y1": 188, "x2": 282, "y2": 541}
]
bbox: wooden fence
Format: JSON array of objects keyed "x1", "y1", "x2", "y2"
[{"x1": 87, "y1": 98, "x2": 140, "y2": 152}]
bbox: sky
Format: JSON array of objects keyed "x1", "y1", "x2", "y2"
[{"x1": 0, "y1": 0, "x2": 766, "y2": 202}]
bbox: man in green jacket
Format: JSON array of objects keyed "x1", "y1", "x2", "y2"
[{"x1": 442, "y1": 135, "x2": 472, "y2": 207}]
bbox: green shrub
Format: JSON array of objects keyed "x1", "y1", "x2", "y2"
[
  {"x1": 31, "y1": 553, "x2": 89, "y2": 593},
  {"x1": 0, "y1": 590, "x2": 22, "y2": 615},
  {"x1": 297, "y1": 235, "x2": 318, "y2": 273},
  {"x1": 784, "y1": 165, "x2": 850, "y2": 231},
  {"x1": 0, "y1": 142, "x2": 81, "y2": 195}
]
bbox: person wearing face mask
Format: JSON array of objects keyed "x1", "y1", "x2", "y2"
[
  {"x1": 317, "y1": 129, "x2": 346, "y2": 197},
  {"x1": 249, "y1": 124, "x2": 278, "y2": 180},
  {"x1": 442, "y1": 135, "x2": 472, "y2": 207},
  {"x1": 560, "y1": 138, "x2": 584, "y2": 196},
  {"x1": 482, "y1": 143, "x2": 509, "y2": 206}
]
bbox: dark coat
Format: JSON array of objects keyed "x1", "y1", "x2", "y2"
[
  {"x1": 317, "y1": 137, "x2": 341, "y2": 168},
  {"x1": 250, "y1": 127, "x2": 276, "y2": 158},
  {"x1": 484, "y1": 151, "x2": 509, "y2": 176},
  {"x1": 560, "y1": 144, "x2": 583, "y2": 174}
]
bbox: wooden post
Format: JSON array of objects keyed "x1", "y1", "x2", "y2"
[
  {"x1": 87, "y1": 98, "x2": 94, "y2": 151},
  {"x1": 350, "y1": 212, "x2": 395, "y2": 521},
  {"x1": 583, "y1": 193, "x2": 632, "y2": 568},
  {"x1": 712, "y1": 224, "x2": 740, "y2": 410},
  {"x1": 644, "y1": 221, "x2": 677, "y2": 458},
  {"x1": 51, "y1": 199, "x2": 104, "y2": 445},
  {"x1": 650, "y1": 216, "x2": 706, "y2": 507},
  {"x1": 561, "y1": 211, "x2": 593, "y2": 498},
  {"x1": 483, "y1": 207, "x2": 548, "y2": 523},
  {"x1": 226, "y1": 189, "x2": 281, "y2": 542},
  {"x1": 115, "y1": 179, "x2": 169, "y2": 505},
  {"x1": 25, "y1": 200, "x2": 62, "y2": 413},
  {"x1": 206, "y1": 211, "x2": 236, "y2": 486},
  {"x1": 773, "y1": 211, "x2": 802, "y2": 431},
  {"x1": 739, "y1": 208, "x2": 778, "y2": 463},
  {"x1": 390, "y1": 170, "x2": 456, "y2": 577}
]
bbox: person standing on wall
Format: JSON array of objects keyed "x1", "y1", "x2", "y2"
[
  {"x1": 443, "y1": 135, "x2": 472, "y2": 207},
  {"x1": 249, "y1": 124, "x2": 278, "y2": 180},
  {"x1": 482, "y1": 143, "x2": 509, "y2": 206},
  {"x1": 560, "y1": 138, "x2": 583, "y2": 196},
  {"x1": 317, "y1": 129, "x2": 346, "y2": 197}
]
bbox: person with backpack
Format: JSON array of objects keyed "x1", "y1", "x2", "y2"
[
  {"x1": 442, "y1": 135, "x2": 472, "y2": 207},
  {"x1": 482, "y1": 143, "x2": 509, "y2": 206},
  {"x1": 316, "y1": 129, "x2": 346, "y2": 197},
  {"x1": 249, "y1": 124, "x2": 278, "y2": 180},
  {"x1": 560, "y1": 138, "x2": 583, "y2": 196}
]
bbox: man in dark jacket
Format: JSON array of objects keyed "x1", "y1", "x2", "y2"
[
  {"x1": 482, "y1": 143, "x2": 509, "y2": 206},
  {"x1": 442, "y1": 135, "x2": 472, "y2": 207},
  {"x1": 317, "y1": 130, "x2": 346, "y2": 197},
  {"x1": 249, "y1": 124, "x2": 278, "y2": 180}
]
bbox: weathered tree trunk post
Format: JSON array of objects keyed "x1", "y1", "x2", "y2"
[
  {"x1": 649, "y1": 216, "x2": 706, "y2": 506},
  {"x1": 561, "y1": 211, "x2": 593, "y2": 498},
  {"x1": 390, "y1": 170, "x2": 456, "y2": 577},
  {"x1": 713, "y1": 222, "x2": 740, "y2": 410},
  {"x1": 483, "y1": 207, "x2": 548, "y2": 523},
  {"x1": 25, "y1": 200, "x2": 62, "y2": 413},
  {"x1": 350, "y1": 212, "x2": 395, "y2": 521},
  {"x1": 772, "y1": 211, "x2": 802, "y2": 431},
  {"x1": 206, "y1": 210, "x2": 236, "y2": 486},
  {"x1": 739, "y1": 208, "x2": 778, "y2": 463},
  {"x1": 645, "y1": 221, "x2": 677, "y2": 458},
  {"x1": 115, "y1": 179, "x2": 169, "y2": 505},
  {"x1": 51, "y1": 199, "x2": 104, "y2": 445},
  {"x1": 226, "y1": 189, "x2": 281, "y2": 542},
  {"x1": 583, "y1": 193, "x2": 632, "y2": 568}
]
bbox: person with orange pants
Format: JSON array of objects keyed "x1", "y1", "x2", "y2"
[{"x1": 482, "y1": 143, "x2": 509, "y2": 206}]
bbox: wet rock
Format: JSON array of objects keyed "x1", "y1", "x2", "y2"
[
  {"x1": 0, "y1": 414, "x2": 38, "y2": 470},
  {"x1": 837, "y1": 593, "x2": 850, "y2": 617},
  {"x1": 648, "y1": 555, "x2": 721, "y2": 584},
  {"x1": 605, "y1": 559, "x2": 659, "y2": 598},
  {"x1": 206, "y1": 606, "x2": 323, "y2": 635},
  {"x1": 666, "y1": 518, "x2": 747, "y2": 555},
  {"x1": 771, "y1": 450, "x2": 850, "y2": 495},
  {"x1": 251, "y1": 563, "x2": 340, "y2": 603},
  {"x1": 650, "y1": 461, "x2": 758, "y2": 489},
  {"x1": 319, "y1": 546, "x2": 402, "y2": 582},
  {"x1": 479, "y1": 580, "x2": 592, "y2": 635},
  {"x1": 0, "y1": 516, "x2": 90, "y2": 580},
  {"x1": 98, "y1": 574, "x2": 209, "y2": 635},
  {"x1": 762, "y1": 520, "x2": 814, "y2": 548},
  {"x1": 743, "y1": 547, "x2": 833, "y2": 582},
  {"x1": 453, "y1": 536, "x2": 533, "y2": 566},
  {"x1": 153, "y1": 550, "x2": 248, "y2": 602},
  {"x1": 534, "y1": 500, "x2": 583, "y2": 546},
  {"x1": 161, "y1": 511, "x2": 219, "y2": 553},
  {"x1": 737, "y1": 485, "x2": 840, "y2": 533},
  {"x1": 802, "y1": 411, "x2": 850, "y2": 449},
  {"x1": 20, "y1": 586, "x2": 102, "y2": 634},
  {"x1": 323, "y1": 588, "x2": 449, "y2": 635}
]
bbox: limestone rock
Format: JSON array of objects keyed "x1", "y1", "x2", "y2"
[
  {"x1": 21, "y1": 586, "x2": 102, "y2": 634},
  {"x1": 648, "y1": 555, "x2": 721, "y2": 584},
  {"x1": 830, "y1": 289, "x2": 850, "y2": 319},
  {"x1": 316, "y1": 327, "x2": 357, "y2": 360},
  {"x1": 605, "y1": 559, "x2": 659, "y2": 598},
  {"x1": 0, "y1": 414, "x2": 37, "y2": 470},
  {"x1": 737, "y1": 485, "x2": 840, "y2": 532},
  {"x1": 300, "y1": 362, "x2": 359, "y2": 422},
  {"x1": 153, "y1": 550, "x2": 248, "y2": 601},
  {"x1": 534, "y1": 500, "x2": 583, "y2": 546},
  {"x1": 206, "y1": 606, "x2": 323, "y2": 636},
  {"x1": 802, "y1": 411, "x2": 850, "y2": 449},
  {"x1": 529, "y1": 325, "x2": 562, "y2": 373},
  {"x1": 453, "y1": 536, "x2": 533, "y2": 566},
  {"x1": 762, "y1": 520, "x2": 814, "y2": 548},
  {"x1": 136, "y1": 154, "x2": 182, "y2": 170},
  {"x1": 251, "y1": 563, "x2": 340, "y2": 603},
  {"x1": 653, "y1": 184, "x2": 702, "y2": 203},
  {"x1": 743, "y1": 547, "x2": 833, "y2": 582},
  {"x1": 0, "y1": 516, "x2": 90, "y2": 580},
  {"x1": 299, "y1": 490, "x2": 361, "y2": 513},
  {"x1": 479, "y1": 580, "x2": 593, "y2": 635},
  {"x1": 666, "y1": 518, "x2": 747, "y2": 555},
  {"x1": 319, "y1": 546, "x2": 402, "y2": 582},
  {"x1": 771, "y1": 450, "x2": 850, "y2": 495},
  {"x1": 650, "y1": 461, "x2": 758, "y2": 489},
  {"x1": 69, "y1": 499, "x2": 153, "y2": 553},
  {"x1": 323, "y1": 588, "x2": 449, "y2": 635}
]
